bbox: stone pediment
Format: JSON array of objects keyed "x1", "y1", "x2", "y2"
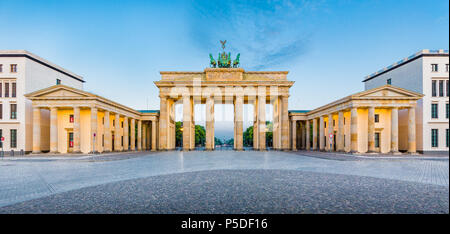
[
  {"x1": 353, "y1": 85, "x2": 423, "y2": 99},
  {"x1": 25, "y1": 85, "x2": 93, "y2": 98}
]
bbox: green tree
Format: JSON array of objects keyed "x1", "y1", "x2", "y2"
[
  {"x1": 225, "y1": 138, "x2": 234, "y2": 146},
  {"x1": 243, "y1": 122, "x2": 273, "y2": 147},
  {"x1": 243, "y1": 126, "x2": 253, "y2": 147},
  {"x1": 214, "y1": 137, "x2": 223, "y2": 146},
  {"x1": 175, "y1": 121, "x2": 182, "y2": 147},
  {"x1": 195, "y1": 125, "x2": 206, "y2": 146}
]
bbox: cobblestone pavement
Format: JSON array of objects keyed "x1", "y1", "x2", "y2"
[
  {"x1": 0, "y1": 170, "x2": 447, "y2": 214},
  {"x1": 0, "y1": 151, "x2": 448, "y2": 211}
]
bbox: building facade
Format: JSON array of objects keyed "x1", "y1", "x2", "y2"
[
  {"x1": 0, "y1": 51, "x2": 84, "y2": 153},
  {"x1": 363, "y1": 49, "x2": 449, "y2": 153},
  {"x1": 1, "y1": 50, "x2": 432, "y2": 155}
]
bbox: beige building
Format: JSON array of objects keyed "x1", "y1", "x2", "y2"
[{"x1": 0, "y1": 50, "x2": 84, "y2": 153}]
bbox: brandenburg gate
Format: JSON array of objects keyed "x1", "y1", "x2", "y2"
[{"x1": 155, "y1": 68, "x2": 294, "y2": 151}]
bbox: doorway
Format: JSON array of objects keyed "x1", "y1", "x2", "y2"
[{"x1": 67, "y1": 132, "x2": 74, "y2": 153}]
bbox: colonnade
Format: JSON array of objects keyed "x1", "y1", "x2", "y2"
[
  {"x1": 158, "y1": 90, "x2": 291, "y2": 151},
  {"x1": 290, "y1": 106, "x2": 416, "y2": 154},
  {"x1": 31, "y1": 106, "x2": 158, "y2": 154}
]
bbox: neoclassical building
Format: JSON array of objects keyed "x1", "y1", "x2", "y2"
[{"x1": 23, "y1": 68, "x2": 423, "y2": 155}]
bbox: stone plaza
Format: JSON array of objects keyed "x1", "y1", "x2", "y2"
[{"x1": 0, "y1": 150, "x2": 448, "y2": 213}]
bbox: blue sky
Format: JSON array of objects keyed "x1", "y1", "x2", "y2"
[{"x1": 1, "y1": 0, "x2": 448, "y2": 138}]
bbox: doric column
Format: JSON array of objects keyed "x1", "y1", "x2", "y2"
[
  {"x1": 130, "y1": 118, "x2": 136, "y2": 150},
  {"x1": 137, "y1": 120, "x2": 142, "y2": 150},
  {"x1": 327, "y1": 113, "x2": 333, "y2": 151},
  {"x1": 390, "y1": 107, "x2": 399, "y2": 154},
  {"x1": 114, "y1": 113, "x2": 121, "y2": 151},
  {"x1": 350, "y1": 107, "x2": 358, "y2": 153},
  {"x1": 299, "y1": 122, "x2": 303, "y2": 149},
  {"x1": 258, "y1": 88, "x2": 266, "y2": 150},
  {"x1": 368, "y1": 106, "x2": 375, "y2": 152},
  {"x1": 123, "y1": 116, "x2": 129, "y2": 151},
  {"x1": 159, "y1": 96, "x2": 168, "y2": 150},
  {"x1": 90, "y1": 107, "x2": 98, "y2": 153},
  {"x1": 183, "y1": 95, "x2": 192, "y2": 151},
  {"x1": 142, "y1": 122, "x2": 147, "y2": 150},
  {"x1": 281, "y1": 95, "x2": 289, "y2": 150},
  {"x1": 151, "y1": 120, "x2": 157, "y2": 151},
  {"x1": 206, "y1": 95, "x2": 215, "y2": 150},
  {"x1": 272, "y1": 96, "x2": 281, "y2": 150},
  {"x1": 104, "y1": 111, "x2": 111, "y2": 152},
  {"x1": 306, "y1": 120, "x2": 310, "y2": 150},
  {"x1": 235, "y1": 94, "x2": 244, "y2": 150},
  {"x1": 312, "y1": 118, "x2": 317, "y2": 150},
  {"x1": 337, "y1": 111, "x2": 344, "y2": 151},
  {"x1": 408, "y1": 107, "x2": 416, "y2": 154},
  {"x1": 73, "y1": 106, "x2": 81, "y2": 153},
  {"x1": 319, "y1": 116, "x2": 325, "y2": 151},
  {"x1": 253, "y1": 98, "x2": 259, "y2": 150},
  {"x1": 50, "y1": 107, "x2": 58, "y2": 153},
  {"x1": 190, "y1": 98, "x2": 195, "y2": 150},
  {"x1": 291, "y1": 120, "x2": 297, "y2": 151},
  {"x1": 32, "y1": 107, "x2": 41, "y2": 153}
]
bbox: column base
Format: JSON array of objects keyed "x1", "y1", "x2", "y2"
[
  {"x1": 390, "y1": 151, "x2": 402, "y2": 155},
  {"x1": 49, "y1": 151, "x2": 59, "y2": 154},
  {"x1": 72, "y1": 151, "x2": 82, "y2": 154},
  {"x1": 408, "y1": 152, "x2": 419, "y2": 155},
  {"x1": 234, "y1": 148, "x2": 244, "y2": 151},
  {"x1": 31, "y1": 151, "x2": 42, "y2": 154}
]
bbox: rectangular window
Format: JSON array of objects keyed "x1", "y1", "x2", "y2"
[
  {"x1": 431, "y1": 103, "x2": 438, "y2": 118},
  {"x1": 439, "y1": 80, "x2": 444, "y2": 97},
  {"x1": 431, "y1": 129, "x2": 438, "y2": 147},
  {"x1": 447, "y1": 129, "x2": 449, "y2": 148},
  {"x1": 102, "y1": 135, "x2": 104, "y2": 147},
  {"x1": 0, "y1": 64, "x2": 2, "y2": 72},
  {"x1": 333, "y1": 120, "x2": 335, "y2": 126},
  {"x1": 375, "y1": 132, "x2": 380, "y2": 148},
  {"x1": 10, "y1": 104, "x2": 17, "y2": 119},
  {"x1": 12, "y1": 82, "x2": 16, "y2": 97},
  {"x1": 0, "y1": 83, "x2": 2, "y2": 97},
  {"x1": 447, "y1": 80, "x2": 449, "y2": 97},
  {"x1": 446, "y1": 64, "x2": 449, "y2": 72},
  {"x1": 0, "y1": 104, "x2": 2, "y2": 119},
  {"x1": 432, "y1": 80, "x2": 437, "y2": 97},
  {"x1": 102, "y1": 117, "x2": 104, "y2": 124},
  {"x1": 10, "y1": 129, "x2": 17, "y2": 148},
  {"x1": 4, "y1": 82, "x2": 9, "y2": 97},
  {"x1": 113, "y1": 120, "x2": 115, "y2": 126},
  {"x1": 447, "y1": 103, "x2": 449, "y2": 119},
  {"x1": 69, "y1": 114, "x2": 74, "y2": 123},
  {"x1": 324, "y1": 122, "x2": 326, "y2": 128},
  {"x1": 343, "y1": 117, "x2": 345, "y2": 125},
  {"x1": 10, "y1": 64, "x2": 17, "y2": 73},
  {"x1": 431, "y1": 64, "x2": 438, "y2": 72},
  {"x1": 387, "y1": 78, "x2": 391, "y2": 85},
  {"x1": 121, "y1": 136, "x2": 124, "y2": 146},
  {"x1": 343, "y1": 135, "x2": 345, "y2": 147},
  {"x1": 121, "y1": 121, "x2": 124, "y2": 128},
  {"x1": 374, "y1": 114, "x2": 379, "y2": 123},
  {"x1": 0, "y1": 129, "x2": 2, "y2": 148},
  {"x1": 56, "y1": 79, "x2": 61, "y2": 85}
]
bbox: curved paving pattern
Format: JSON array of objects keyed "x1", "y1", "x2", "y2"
[
  {"x1": 0, "y1": 151, "x2": 448, "y2": 211},
  {"x1": 0, "y1": 169, "x2": 448, "y2": 214}
]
